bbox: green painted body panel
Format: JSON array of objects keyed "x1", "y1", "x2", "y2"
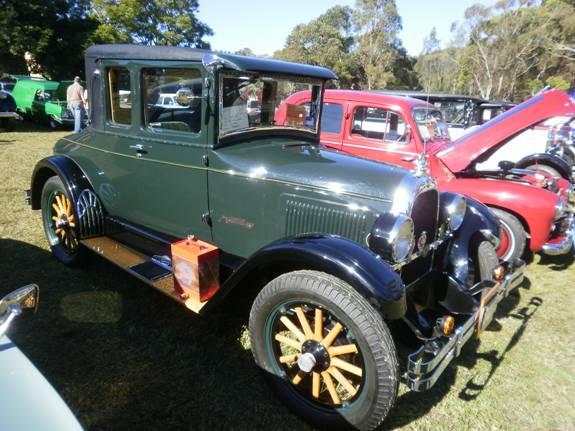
[
  {"x1": 12, "y1": 80, "x2": 72, "y2": 125},
  {"x1": 53, "y1": 56, "x2": 414, "y2": 259}
]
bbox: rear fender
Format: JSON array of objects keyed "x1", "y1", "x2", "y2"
[
  {"x1": 221, "y1": 235, "x2": 407, "y2": 320},
  {"x1": 30, "y1": 155, "x2": 94, "y2": 210}
]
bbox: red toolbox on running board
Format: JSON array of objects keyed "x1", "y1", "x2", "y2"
[{"x1": 171, "y1": 237, "x2": 220, "y2": 303}]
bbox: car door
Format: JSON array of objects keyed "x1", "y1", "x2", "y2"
[
  {"x1": 85, "y1": 60, "x2": 211, "y2": 241},
  {"x1": 342, "y1": 102, "x2": 418, "y2": 168}
]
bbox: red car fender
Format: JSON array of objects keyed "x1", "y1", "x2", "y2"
[{"x1": 438, "y1": 177, "x2": 557, "y2": 252}]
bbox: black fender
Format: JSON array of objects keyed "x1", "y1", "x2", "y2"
[
  {"x1": 515, "y1": 153, "x2": 571, "y2": 179},
  {"x1": 30, "y1": 155, "x2": 95, "y2": 210},
  {"x1": 441, "y1": 193, "x2": 500, "y2": 286},
  {"x1": 220, "y1": 235, "x2": 406, "y2": 320}
]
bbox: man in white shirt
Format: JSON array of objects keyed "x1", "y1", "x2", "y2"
[{"x1": 66, "y1": 76, "x2": 87, "y2": 132}]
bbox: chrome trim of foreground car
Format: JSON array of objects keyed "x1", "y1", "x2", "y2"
[
  {"x1": 406, "y1": 258, "x2": 525, "y2": 391},
  {"x1": 541, "y1": 215, "x2": 575, "y2": 256}
]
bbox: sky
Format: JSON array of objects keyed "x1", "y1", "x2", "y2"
[{"x1": 197, "y1": 0, "x2": 494, "y2": 57}]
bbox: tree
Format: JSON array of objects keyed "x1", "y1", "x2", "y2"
[
  {"x1": 91, "y1": 0, "x2": 213, "y2": 48},
  {"x1": 352, "y1": 0, "x2": 403, "y2": 89},
  {"x1": 450, "y1": 1, "x2": 555, "y2": 100},
  {"x1": 0, "y1": 0, "x2": 97, "y2": 78},
  {"x1": 275, "y1": 6, "x2": 360, "y2": 88}
]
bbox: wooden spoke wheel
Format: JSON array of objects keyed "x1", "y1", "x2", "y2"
[
  {"x1": 272, "y1": 303, "x2": 364, "y2": 406},
  {"x1": 249, "y1": 270, "x2": 398, "y2": 430},
  {"x1": 41, "y1": 176, "x2": 83, "y2": 265}
]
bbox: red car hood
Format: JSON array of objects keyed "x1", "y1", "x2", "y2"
[{"x1": 437, "y1": 89, "x2": 575, "y2": 173}]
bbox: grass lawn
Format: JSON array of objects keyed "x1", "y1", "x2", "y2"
[{"x1": 1, "y1": 122, "x2": 574, "y2": 430}]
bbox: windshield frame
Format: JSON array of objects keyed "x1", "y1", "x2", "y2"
[
  {"x1": 411, "y1": 106, "x2": 451, "y2": 144},
  {"x1": 216, "y1": 70, "x2": 325, "y2": 146}
]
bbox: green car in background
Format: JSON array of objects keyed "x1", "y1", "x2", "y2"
[{"x1": 12, "y1": 79, "x2": 79, "y2": 129}]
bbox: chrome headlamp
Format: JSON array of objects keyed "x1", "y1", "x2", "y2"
[
  {"x1": 442, "y1": 194, "x2": 466, "y2": 232},
  {"x1": 369, "y1": 213, "x2": 415, "y2": 263},
  {"x1": 554, "y1": 195, "x2": 566, "y2": 220}
]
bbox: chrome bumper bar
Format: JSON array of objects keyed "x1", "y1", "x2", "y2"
[
  {"x1": 406, "y1": 258, "x2": 525, "y2": 392},
  {"x1": 0, "y1": 112, "x2": 19, "y2": 120},
  {"x1": 541, "y1": 214, "x2": 574, "y2": 256}
]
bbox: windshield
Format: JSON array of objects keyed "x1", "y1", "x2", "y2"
[
  {"x1": 219, "y1": 72, "x2": 323, "y2": 137},
  {"x1": 412, "y1": 107, "x2": 450, "y2": 142}
]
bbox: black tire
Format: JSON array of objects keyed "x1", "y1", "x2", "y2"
[
  {"x1": 477, "y1": 241, "x2": 498, "y2": 281},
  {"x1": 525, "y1": 163, "x2": 561, "y2": 179},
  {"x1": 41, "y1": 176, "x2": 85, "y2": 265},
  {"x1": 489, "y1": 207, "x2": 526, "y2": 262},
  {"x1": 49, "y1": 118, "x2": 58, "y2": 130},
  {"x1": 249, "y1": 270, "x2": 398, "y2": 431}
]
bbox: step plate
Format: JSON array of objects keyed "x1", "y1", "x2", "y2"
[{"x1": 81, "y1": 237, "x2": 207, "y2": 313}]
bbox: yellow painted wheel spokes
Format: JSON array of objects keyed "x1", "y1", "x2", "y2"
[
  {"x1": 51, "y1": 192, "x2": 78, "y2": 252},
  {"x1": 273, "y1": 303, "x2": 364, "y2": 406}
]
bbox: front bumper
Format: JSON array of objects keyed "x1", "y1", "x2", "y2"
[
  {"x1": 406, "y1": 258, "x2": 525, "y2": 392},
  {"x1": 0, "y1": 112, "x2": 19, "y2": 120},
  {"x1": 541, "y1": 214, "x2": 574, "y2": 256}
]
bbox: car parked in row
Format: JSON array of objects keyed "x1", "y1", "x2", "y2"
[
  {"x1": 381, "y1": 90, "x2": 516, "y2": 140},
  {"x1": 27, "y1": 44, "x2": 525, "y2": 430},
  {"x1": 12, "y1": 79, "x2": 78, "y2": 129},
  {"x1": 280, "y1": 89, "x2": 574, "y2": 261},
  {"x1": 0, "y1": 90, "x2": 19, "y2": 131}
]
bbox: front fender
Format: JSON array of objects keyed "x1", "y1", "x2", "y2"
[
  {"x1": 222, "y1": 235, "x2": 406, "y2": 320},
  {"x1": 30, "y1": 155, "x2": 94, "y2": 210},
  {"x1": 441, "y1": 193, "x2": 500, "y2": 286},
  {"x1": 516, "y1": 152, "x2": 572, "y2": 179}
]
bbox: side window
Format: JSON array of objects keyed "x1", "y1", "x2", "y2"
[
  {"x1": 107, "y1": 67, "x2": 131, "y2": 125},
  {"x1": 351, "y1": 106, "x2": 406, "y2": 143},
  {"x1": 142, "y1": 68, "x2": 202, "y2": 134},
  {"x1": 321, "y1": 103, "x2": 343, "y2": 134}
]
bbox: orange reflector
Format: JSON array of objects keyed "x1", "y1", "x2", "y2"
[
  {"x1": 442, "y1": 315, "x2": 455, "y2": 336},
  {"x1": 493, "y1": 265, "x2": 505, "y2": 281}
]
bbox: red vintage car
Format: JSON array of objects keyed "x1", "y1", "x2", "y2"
[{"x1": 278, "y1": 89, "x2": 574, "y2": 261}]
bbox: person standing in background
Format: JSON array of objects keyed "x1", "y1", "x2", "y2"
[{"x1": 66, "y1": 76, "x2": 86, "y2": 132}]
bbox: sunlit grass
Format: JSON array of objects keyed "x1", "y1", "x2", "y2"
[{"x1": 0, "y1": 121, "x2": 574, "y2": 430}]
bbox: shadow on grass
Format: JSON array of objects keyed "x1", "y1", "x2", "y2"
[
  {"x1": 0, "y1": 238, "x2": 544, "y2": 431},
  {"x1": 0, "y1": 239, "x2": 309, "y2": 431},
  {"x1": 538, "y1": 250, "x2": 574, "y2": 271},
  {"x1": 458, "y1": 295, "x2": 542, "y2": 401}
]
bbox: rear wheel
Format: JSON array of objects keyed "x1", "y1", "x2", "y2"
[
  {"x1": 489, "y1": 207, "x2": 526, "y2": 262},
  {"x1": 249, "y1": 270, "x2": 398, "y2": 430},
  {"x1": 49, "y1": 118, "x2": 59, "y2": 130},
  {"x1": 41, "y1": 176, "x2": 84, "y2": 265}
]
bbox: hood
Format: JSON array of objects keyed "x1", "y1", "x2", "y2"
[
  {"x1": 213, "y1": 137, "x2": 425, "y2": 207},
  {"x1": 438, "y1": 89, "x2": 575, "y2": 173}
]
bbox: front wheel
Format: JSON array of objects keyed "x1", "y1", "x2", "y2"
[
  {"x1": 41, "y1": 176, "x2": 84, "y2": 265},
  {"x1": 49, "y1": 118, "x2": 59, "y2": 130},
  {"x1": 489, "y1": 207, "x2": 526, "y2": 262},
  {"x1": 249, "y1": 270, "x2": 398, "y2": 431}
]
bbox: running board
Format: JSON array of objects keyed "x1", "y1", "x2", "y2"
[{"x1": 81, "y1": 237, "x2": 207, "y2": 313}]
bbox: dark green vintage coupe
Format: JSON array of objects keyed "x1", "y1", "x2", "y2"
[{"x1": 28, "y1": 45, "x2": 524, "y2": 430}]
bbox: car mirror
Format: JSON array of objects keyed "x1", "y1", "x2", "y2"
[
  {"x1": 0, "y1": 284, "x2": 39, "y2": 316},
  {"x1": 498, "y1": 160, "x2": 515, "y2": 172}
]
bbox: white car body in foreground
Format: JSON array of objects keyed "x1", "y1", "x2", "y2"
[{"x1": 0, "y1": 285, "x2": 82, "y2": 430}]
